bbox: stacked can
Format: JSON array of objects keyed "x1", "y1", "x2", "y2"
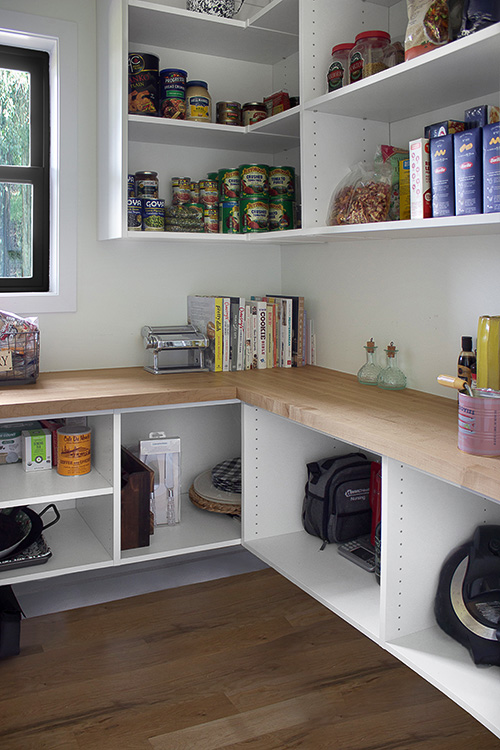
[
  {"x1": 166, "y1": 176, "x2": 203, "y2": 232},
  {"x1": 269, "y1": 166, "x2": 296, "y2": 231},
  {"x1": 218, "y1": 168, "x2": 240, "y2": 234},
  {"x1": 239, "y1": 164, "x2": 269, "y2": 233}
]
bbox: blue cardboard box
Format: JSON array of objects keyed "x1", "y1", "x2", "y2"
[
  {"x1": 483, "y1": 123, "x2": 500, "y2": 214},
  {"x1": 454, "y1": 128, "x2": 482, "y2": 216},
  {"x1": 430, "y1": 134, "x2": 455, "y2": 217}
]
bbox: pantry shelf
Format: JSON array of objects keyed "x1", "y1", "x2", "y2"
[
  {"x1": 0, "y1": 463, "x2": 113, "y2": 507},
  {"x1": 128, "y1": 0, "x2": 298, "y2": 64},
  {"x1": 128, "y1": 110, "x2": 300, "y2": 152},
  {"x1": 305, "y1": 22, "x2": 500, "y2": 123}
]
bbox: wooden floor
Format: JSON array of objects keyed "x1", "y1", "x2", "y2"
[{"x1": 1, "y1": 569, "x2": 499, "y2": 750}]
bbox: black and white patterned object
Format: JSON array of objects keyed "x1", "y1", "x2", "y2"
[
  {"x1": 186, "y1": 0, "x2": 244, "y2": 18},
  {"x1": 211, "y1": 457, "x2": 241, "y2": 494}
]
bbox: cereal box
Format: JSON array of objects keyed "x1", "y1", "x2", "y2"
[
  {"x1": 399, "y1": 159, "x2": 410, "y2": 220},
  {"x1": 430, "y1": 135, "x2": 455, "y2": 217},
  {"x1": 426, "y1": 120, "x2": 466, "y2": 139},
  {"x1": 464, "y1": 105, "x2": 500, "y2": 129},
  {"x1": 483, "y1": 122, "x2": 500, "y2": 214},
  {"x1": 454, "y1": 129, "x2": 482, "y2": 216},
  {"x1": 409, "y1": 138, "x2": 431, "y2": 219}
]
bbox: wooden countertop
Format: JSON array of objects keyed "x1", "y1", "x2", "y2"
[{"x1": 1, "y1": 365, "x2": 499, "y2": 503}]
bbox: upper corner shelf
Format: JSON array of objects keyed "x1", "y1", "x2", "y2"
[
  {"x1": 128, "y1": 0, "x2": 298, "y2": 64},
  {"x1": 304, "y1": 22, "x2": 500, "y2": 123}
]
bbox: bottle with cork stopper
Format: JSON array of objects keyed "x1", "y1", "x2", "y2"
[
  {"x1": 377, "y1": 342, "x2": 407, "y2": 390},
  {"x1": 357, "y1": 337, "x2": 382, "y2": 385}
]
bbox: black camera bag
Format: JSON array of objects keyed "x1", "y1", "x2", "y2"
[{"x1": 302, "y1": 452, "x2": 372, "y2": 545}]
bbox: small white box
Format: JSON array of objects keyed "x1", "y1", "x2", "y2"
[
  {"x1": 22, "y1": 428, "x2": 52, "y2": 471},
  {"x1": 409, "y1": 138, "x2": 432, "y2": 219}
]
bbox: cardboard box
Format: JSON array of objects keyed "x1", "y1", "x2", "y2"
[
  {"x1": 426, "y1": 120, "x2": 465, "y2": 139},
  {"x1": 454, "y1": 128, "x2": 482, "y2": 216},
  {"x1": 399, "y1": 159, "x2": 410, "y2": 220},
  {"x1": 430, "y1": 134, "x2": 455, "y2": 217},
  {"x1": 22, "y1": 428, "x2": 52, "y2": 471},
  {"x1": 465, "y1": 105, "x2": 500, "y2": 129},
  {"x1": 0, "y1": 421, "x2": 41, "y2": 464},
  {"x1": 483, "y1": 122, "x2": 500, "y2": 214},
  {"x1": 409, "y1": 138, "x2": 431, "y2": 219}
]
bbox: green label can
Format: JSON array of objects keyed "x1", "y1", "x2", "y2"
[
  {"x1": 142, "y1": 198, "x2": 165, "y2": 231},
  {"x1": 240, "y1": 196, "x2": 269, "y2": 233},
  {"x1": 239, "y1": 164, "x2": 269, "y2": 196},
  {"x1": 269, "y1": 166, "x2": 295, "y2": 200},
  {"x1": 218, "y1": 168, "x2": 240, "y2": 200},
  {"x1": 269, "y1": 198, "x2": 295, "y2": 231},
  {"x1": 219, "y1": 201, "x2": 240, "y2": 233}
]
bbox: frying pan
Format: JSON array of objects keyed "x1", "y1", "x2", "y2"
[{"x1": 0, "y1": 504, "x2": 60, "y2": 559}]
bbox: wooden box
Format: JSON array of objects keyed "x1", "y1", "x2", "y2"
[{"x1": 121, "y1": 447, "x2": 154, "y2": 550}]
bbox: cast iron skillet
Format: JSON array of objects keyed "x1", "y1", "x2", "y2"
[{"x1": 0, "y1": 504, "x2": 60, "y2": 559}]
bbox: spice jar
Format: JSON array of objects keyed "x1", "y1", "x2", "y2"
[
  {"x1": 327, "y1": 42, "x2": 354, "y2": 92},
  {"x1": 349, "y1": 30, "x2": 391, "y2": 84},
  {"x1": 185, "y1": 80, "x2": 212, "y2": 122}
]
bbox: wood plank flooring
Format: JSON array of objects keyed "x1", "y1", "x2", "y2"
[{"x1": 1, "y1": 569, "x2": 499, "y2": 750}]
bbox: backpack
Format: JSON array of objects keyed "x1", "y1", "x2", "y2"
[{"x1": 302, "y1": 452, "x2": 372, "y2": 545}]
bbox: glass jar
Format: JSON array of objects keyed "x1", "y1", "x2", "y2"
[
  {"x1": 357, "y1": 338, "x2": 382, "y2": 385},
  {"x1": 327, "y1": 42, "x2": 354, "y2": 92},
  {"x1": 349, "y1": 30, "x2": 391, "y2": 84},
  {"x1": 377, "y1": 342, "x2": 407, "y2": 390},
  {"x1": 185, "y1": 80, "x2": 211, "y2": 122},
  {"x1": 242, "y1": 102, "x2": 267, "y2": 126}
]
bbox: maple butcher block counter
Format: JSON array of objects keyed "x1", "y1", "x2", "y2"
[{"x1": 0, "y1": 364, "x2": 498, "y2": 503}]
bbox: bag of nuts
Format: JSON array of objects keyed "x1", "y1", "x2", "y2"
[{"x1": 326, "y1": 162, "x2": 392, "y2": 226}]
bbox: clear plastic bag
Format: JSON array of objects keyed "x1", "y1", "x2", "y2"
[
  {"x1": 405, "y1": 0, "x2": 450, "y2": 60},
  {"x1": 326, "y1": 162, "x2": 392, "y2": 226}
]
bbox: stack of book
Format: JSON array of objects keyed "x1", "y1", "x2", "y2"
[{"x1": 187, "y1": 295, "x2": 315, "y2": 372}]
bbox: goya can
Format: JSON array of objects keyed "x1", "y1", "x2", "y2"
[
  {"x1": 204, "y1": 205, "x2": 218, "y2": 233},
  {"x1": 218, "y1": 168, "x2": 240, "y2": 200},
  {"x1": 269, "y1": 198, "x2": 295, "y2": 231},
  {"x1": 199, "y1": 179, "x2": 218, "y2": 206},
  {"x1": 239, "y1": 164, "x2": 269, "y2": 196},
  {"x1": 240, "y1": 196, "x2": 269, "y2": 233},
  {"x1": 142, "y1": 198, "x2": 165, "y2": 231},
  {"x1": 57, "y1": 426, "x2": 91, "y2": 476},
  {"x1": 173, "y1": 177, "x2": 191, "y2": 204},
  {"x1": 160, "y1": 68, "x2": 187, "y2": 119},
  {"x1": 128, "y1": 174, "x2": 136, "y2": 197},
  {"x1": 219, "y1": 201, "x2": 240, "y2": 233},
  {"x1": 269, "y1": 166, "x2": 295, "y2": 200},
  {"x1": 128, "y1": 53, "x2": 159, "y2": 115},
  {"x1": 127, "y1": 198, "x2": 143, "y2": 231},
  {"x1": 135, "y1": 171, "x2": 158, "y2": 198}
]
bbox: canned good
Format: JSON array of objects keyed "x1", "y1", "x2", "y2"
[
  {"x1": 135, "y1": 171, "x2": 159, "y2": 198},
  {"x1": 57, "y1": 426, "x2": 91, "y2": 476},
  {"x1": 128, "y1": 174, "x2": 136, "y2": 197},
  {"x1": 242, "y1": 102, "x2": 267, "y2": 126},
  {"x1": 216, "y1": 101, "x2": 241, "y2": 126},
  {"x1": 128, "y1": 53, "x2": 159, "y2": 115},
  {"x1": 187, "y1": 202, "x2": 204, "y2": 221},
  {"x1": 199, "y1": 179, "x2": 218, "y2": 206},
  {"x1": 160, "y1": 68, "x2": 187, "y2": 119},
  {"x1": 219, "y1": 201, "x2": 240, "y2": 233},
  {"x1": 218, "y1": 168, "x2": 240, "y2": 200},
  {"x1": 269, "y1": 198, "x2": 295, "y2": 231},
  {"x1": 240, "y1": 196, "x2": 269, "y2": 233},
  {"x1": 204, "y1": 205, "x2": 219, "y2": 233},
  {"x1": 190, "y1": 181, "x2": 200, "y2": 202},
  {"x1": 142, "y1": 198, "x2": 165, "y2": 231},
  {"x1": 269, "y1": 166, "x2": 295, "y2": 200},
  {"x1": 239, "y1": 164, "x2": 269, "y2": 196},
  {"x1": 127, "y1": 198, "x2": 143, "y2": 231},
  {"x1": 207, "y1": 172, "x2": 218, "y2": 180},
  {"x1": 173, "y1": 177, "x2": 191, "y2": 204}
]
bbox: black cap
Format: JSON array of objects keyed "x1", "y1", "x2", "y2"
[{"x1": 461, "y1": 336, "x2": 473, "y2": 351}]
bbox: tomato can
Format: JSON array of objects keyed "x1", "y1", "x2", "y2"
[
  {"x1": 269, "y1": 198, "x2": 295, "y2": 231},
  {"x1": 190, "y1": 181, "x2": 200, "y2": 202},
  {"x1": 218, "y1": 168, "x2": 240, "y2": 200},
  {"x1": 239, "y1": 164, "x2": 269, "y2": 196},
  {"x1": 240, "y1": 196, "x2": 269, "y2": 233},
  {"x1": 128, "y1": 53, "x2": 159, "y2": 115},
  {"x1": 142, "y1": 198, "x2": 165, "y2": 231},
  {"x1": 160, "y1": 68, "x2": 187, "y2": 119},
  {"x1": 242, "y1": 102, "x2": 267, "y2": 126},
  {"x1": 204, "y1": 205, "x2": 219, "y2": 233},
  {"x1": 219, "y1": 201, "x2": 240, "y2": 233},
  {"x1": 269, "y1": 166, "x2": 295, "y2": 200},
  {"x1": 199, "y1": 179, "x2": 218, "y2": 206},
  {"x1": 127, "y1": 198, "x2": 143, "y2": 231},
  {"x1": 57, "y1": 426, "x2": 91, "y2": 476},
  {"x1": 173, "y1": 177, "x2": 191, "y2": 204}
]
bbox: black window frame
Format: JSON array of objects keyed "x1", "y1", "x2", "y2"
[{"x1": 0, "y1": 44, "x2": 50, "y2": 292}]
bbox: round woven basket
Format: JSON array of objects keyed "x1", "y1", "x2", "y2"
[{"x1": 189, "y1": 484, "x2": 241, "y2": 516}]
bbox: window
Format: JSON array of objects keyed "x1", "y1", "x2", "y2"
[{"x1": 0, "y1": 44, "x2": 49, "y2": 292}]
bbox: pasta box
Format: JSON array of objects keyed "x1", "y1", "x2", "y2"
[
  {"x1": 483, "y1": 122, "x2": 500, "y2": 214},
  {"x1": 454, "y1": 128, "x2": 482, "y2": 216},
  {"x1": 430, "y1": 134, "x2": 455, "y2": 217}
]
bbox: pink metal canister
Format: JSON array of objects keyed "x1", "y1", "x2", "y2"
[{"x1": 458, "y1": 390, "x2": 500, "y2": 456}]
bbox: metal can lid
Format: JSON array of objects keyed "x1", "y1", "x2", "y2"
[
  {"x1": 135, "y1": 171, "x2": 158, "y2": 177},
  {"x1": 243, "y1": 102, "x2": 266, "y2": 109},
  {"x1": 160, "y1": 68, "x2": 187, "y2": 77}
]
